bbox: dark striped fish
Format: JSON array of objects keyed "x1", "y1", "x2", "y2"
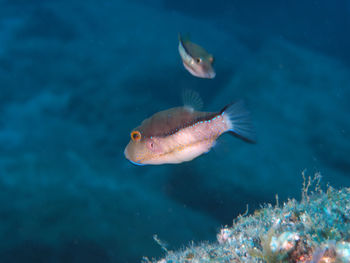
[{"x1": 124, "y1": 94, "x2": 255, "y2": 165}]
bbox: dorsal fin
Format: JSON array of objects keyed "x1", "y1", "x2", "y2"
[
  {"x1": 181, "y1": 89, "x2": 203, "y2": 111},
  {"x1": 178, "y1": 33, "x2": 191, "y2": 43},
  {"x1": 178, "y1": 33, "x2": 191, "y2": 54}
]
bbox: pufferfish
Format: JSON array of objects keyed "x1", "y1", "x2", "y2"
[
  {"x1": 178, "y1": 34, "x2": 216, "y2": 79},
  {"x1": 124, "y1": 91, "x2": 255, "y2": 165}
]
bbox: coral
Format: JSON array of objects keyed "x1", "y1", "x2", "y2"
[{"x1": 145, "y1": 177, "x2": 350, "y2": 263}]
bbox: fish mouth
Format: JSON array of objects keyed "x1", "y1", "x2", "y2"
[
  {"x1": 206, "y1": 70, "x2": 216, "y2": 79},
  {"x1": 124, "y1": 147, "x2": 146, "y2": 166},
  {"x1": 183, "y1": 62, "x2": 215, "y2": 79},
  {"x1": 128, "y1": 159, "x2": 146, "y2": 166}
]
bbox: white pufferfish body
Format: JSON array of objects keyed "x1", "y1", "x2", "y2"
[
  {"x1": 124, "y1": 93, "x2": 255, "y2": 165},
  {"x1": 139, "y1": 108, "x2": 230, "y2": 165}
]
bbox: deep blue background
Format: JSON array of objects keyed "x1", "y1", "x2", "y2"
[{"x1": 0, "y1": 0, "x2": 349, "y2": 262}]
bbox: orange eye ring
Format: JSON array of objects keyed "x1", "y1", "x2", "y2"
[{"x1": 131, "y1": 131, "x2": 141, "y2": 142}]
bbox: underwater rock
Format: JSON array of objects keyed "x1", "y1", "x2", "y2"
[{"x1": 145, "y1": 183, "x2": 350, "y2": 263}]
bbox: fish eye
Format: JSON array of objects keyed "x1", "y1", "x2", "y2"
[
  {"x1": 195, "y1": 57, "x2": 202, "y2": 63},
  {"x1": 131, "y1": 131, "x2": 141, "y2": 142}
]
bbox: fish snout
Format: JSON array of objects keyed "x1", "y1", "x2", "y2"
[
  {"x1": 200, "y1": 63, "x2": 216, "y2": 79},
  {"x1": 124, "y1": 143, "x2": 146, "y2": 166},
  {"x1": 206, "y1": 70, "x2": 216, "y2": 79},
  {"x1": 124, "y1": 146, "x2": 130, "y2": 160}
]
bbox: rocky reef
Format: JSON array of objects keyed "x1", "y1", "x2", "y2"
[{"x1": 146, "y1": 175, "x2": 350, "y2": 263}]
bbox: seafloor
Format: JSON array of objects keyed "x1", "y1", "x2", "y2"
[{"x1": 0, "y1": 0, "x2": 349, "y2": 262}]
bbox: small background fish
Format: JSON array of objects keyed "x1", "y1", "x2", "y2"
[
  {"x1": 178, "y1": 34, "x2": 216, "y2": 79},
  {"x1": 124, "y1": 90, "x2": 255, "y2": 165}
]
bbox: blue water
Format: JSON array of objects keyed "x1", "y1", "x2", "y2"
[{"x1": 0, "y1": 0, "x2": 349, "y2": 262}]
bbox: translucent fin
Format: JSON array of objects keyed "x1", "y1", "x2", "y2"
[
  {"x1": 182, "y1": 89, "x2": 203, "y2": 111},
  {"x1": 221, "y1": 100, "x2": 256, "y2": 143}
]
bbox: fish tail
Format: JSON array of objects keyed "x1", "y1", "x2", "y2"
[{"x1": 220, "y1": 101, "x2": 256, "y2": 143}]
